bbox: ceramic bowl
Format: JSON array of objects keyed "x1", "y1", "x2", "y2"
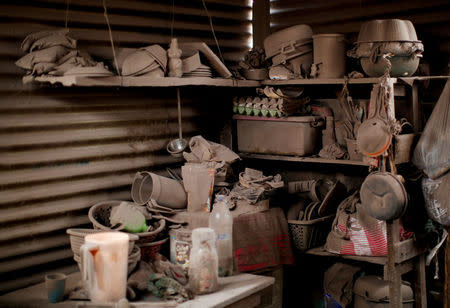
[
  {"x1": 143, "y1": 45, "x2": 168, "y2": 72},
  {"x1": 357, "y1": 19, "x2": 418, "y2": 42}
]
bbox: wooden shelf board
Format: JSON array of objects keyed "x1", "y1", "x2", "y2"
[
  {"x1": 31, "y1": 75, "x2": 449, "y2": 88},
  {"x1": 32, "y1": 76, "x2": 260, "y2": 87},
  {"x1": 239, "y1": 153, "x2": 369, "y2": 166},
  {"x1": 306, "y1": 246, "x2": 387, "y2": 265},
  {"x1": 262, "y1": 77, "x2": 398, "y2": 86}
]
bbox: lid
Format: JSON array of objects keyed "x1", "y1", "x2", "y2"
[
  {"x1": 360, "y1": 172, "x2": 408, "y2": 220},
  {"x1": 215, "y1": 195, "x2": 227, "y2": 202},
  {"x1": 264, "y1": 24, "x2": 313, "y2": 58},
  {"x1": 354, "y1": 276, "x2": 414, "y2": 302},
  {"x1": 233, "y1": 114, "x2": 320, "y2": 123}
]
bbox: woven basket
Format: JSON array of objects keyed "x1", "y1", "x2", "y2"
[
  {"x1": 88, "y1": 200, "x2": 166, "y2": 243},
  {"x1": 66, "y1": 228, "x2": 137, "y2": 256},
  {"x1": 288, "y1": 215, "x2": 334, "y2": 252},
  {"x1": 138, "y1": 237, "x2": 168, "y2": 262}
]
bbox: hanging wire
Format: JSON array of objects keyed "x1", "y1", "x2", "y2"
[
  {"x1": 170, "y1": 0, "x2": 175, "y2": 39},
  {"x1": 65, "y1": 0, "x2": 70, "y2": 29},
  {"x1": 102, "y1": 0, "x2": 121, "y2": 76},
  {"x1": 201, "y1": 0, "x2": 225, "y2": 65}
]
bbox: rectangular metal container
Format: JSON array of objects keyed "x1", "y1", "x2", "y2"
[{"x1": 234, "y1": 115, "x2": 322, "y2": 156}]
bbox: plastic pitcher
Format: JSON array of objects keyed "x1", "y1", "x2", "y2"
[{"x1": 81, "y1": 232, "x2": 129, "y2": 303}]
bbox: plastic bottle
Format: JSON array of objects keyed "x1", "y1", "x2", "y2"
[
  {"x1": 209, "y1": 195, "x2": 233, "y2": 277},
  {"x1": 188, "y1": 228, "x2": 218, "y2": 294}
]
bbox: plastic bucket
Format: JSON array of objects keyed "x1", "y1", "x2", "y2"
[
  {"x1": 312, "y1": 34, "x2": 346, "y2": 78},
  {"x1": 131, "y1": 171, "x2": 187, "y2": 209}
]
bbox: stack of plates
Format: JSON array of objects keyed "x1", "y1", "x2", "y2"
[
  {"x1": 183, "y1": 65, "x2": 212, "y2": 78},
  {"x1": 64, "y1": 65, "x2": 114, "y2": 77}
]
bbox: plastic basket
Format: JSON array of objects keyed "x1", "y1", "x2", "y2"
[
  {"x1": 88, "y1": 200, "x2": 166, "y2": 243},
  {"x1": 288, "y1": 215, "x2": 334, "y2": 251},
  {"x1": 66, "y1": 228, "x2": 137, "y2": 256}
]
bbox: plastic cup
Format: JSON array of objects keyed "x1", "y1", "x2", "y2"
[{"x1": 45, "y1": 273, "x2": 67, "y2": 303}]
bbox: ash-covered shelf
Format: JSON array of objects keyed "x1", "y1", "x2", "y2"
[
  {"x1": 262, "y1": 76, "x2": 450, "y2": 86},
  {"x1": 239, "y1": 153, "x2": 369, "y2": 166},
  {"x1": 32, "y1": 76, "x2": 261, "y2": 87},
  {"x1": 262, "y1": 77, "x2": 398, "y2": 86}
]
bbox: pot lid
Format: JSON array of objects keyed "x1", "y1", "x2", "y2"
[{"x1": 360, "y1": 172, "x2": 408, "y2": 220}]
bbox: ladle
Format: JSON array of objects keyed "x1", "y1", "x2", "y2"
[{"x1": 167, "y1": 88, "x2": 188, "y2": 157}]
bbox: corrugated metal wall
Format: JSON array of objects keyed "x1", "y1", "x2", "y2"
[
  {"x1": 270, "y1": 0, "x2": 450, "y2": 74},
  {"x1": 0, "y1": 0, "x2": 252, "y2": 294}
]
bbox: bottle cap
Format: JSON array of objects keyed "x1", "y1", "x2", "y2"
[{"x1": 215, "y1": 195, "x2": 226, "y2": 202}]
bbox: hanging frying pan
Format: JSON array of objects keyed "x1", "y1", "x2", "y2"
[{"x1": 357, "y1": 117, "x2": 392, "y2": 157}]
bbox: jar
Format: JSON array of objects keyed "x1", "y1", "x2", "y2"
[
  {"x1": 188, "y1": 228, "x2": 218, "y2": 294},
  {"x1": 169, "y1": 228, "x2": 192, "y2": 270}
]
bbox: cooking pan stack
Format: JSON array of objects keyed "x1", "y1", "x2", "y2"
[
  {"x1": 264, "y1": 25, "x2": 313, "y2": 78},
  {"x1": 348, "y1": 19, "x2": 424, "y2": 77}
]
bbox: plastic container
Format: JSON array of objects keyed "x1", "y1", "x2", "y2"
[
  {"x1": 131, "y1": 171, "x2": 187, "y2": 209},
  {"x1": 234, "y1": 115, "x2": 323, "y2": 156},
  {"x1": 288, "y1": 215, "x2": 334, "y2": 251},
  {"x1": 169, "y1": 228, "x2": 192, "y2": 270},
  {"x1": 209, "y1": 195, "x2": 233, "y2": 277},
  {"x1": 264, "y1": 24, "x2": 313, "y2": 59},
  {"x1": 312, "y1": 34, "x2": 346, "y2": 78},
  {"x1": 188, "y1": 228, "x2": 218, "y2": 295},
  {"x1": 81, "y1": 232, "x2": 129, "y2": 303}
]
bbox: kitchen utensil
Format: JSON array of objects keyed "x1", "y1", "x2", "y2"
[
  {"x1": 357, "y1": 117, "x2": 392, "y2": 157},
  {"x1": 167, "y1": 88, "x2": 188, "y2": 157},
  {"x1": 360, "y1": 171, "x2": 408, "y2": 220},
  {"x1": 131, "y1": 171, "x2": 187, "y2": 209}
]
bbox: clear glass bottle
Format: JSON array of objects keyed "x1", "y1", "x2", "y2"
[
  {"x1": 188, "y1": 228, "x2": 218, "y2": 294},
  {"x1": 209, "y1": 195, "x2": 233, "y2": 277}
]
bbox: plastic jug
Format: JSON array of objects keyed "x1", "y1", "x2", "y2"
[
  {"x1": 81, "y1": 232, "x2": 129, "y2": 303},
  {"x1": 209, "y1": 195, "x2": 233, "y2": 276}
]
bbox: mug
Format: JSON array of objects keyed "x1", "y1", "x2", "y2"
[
  {"x1": 81, "y1": 232, "x2": 129, "y2": 303},
  {"x1": 45, "y1": 273, "x2": 67, "y2": 303}
]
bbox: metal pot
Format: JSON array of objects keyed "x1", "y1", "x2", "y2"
[{"x1": 360, "y1": 171, "x2": 408, "y2": 220}]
